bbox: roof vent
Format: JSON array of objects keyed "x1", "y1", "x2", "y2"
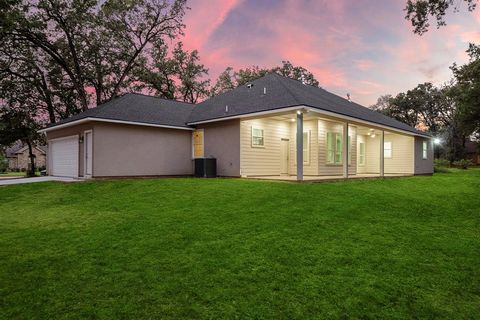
[
  {"x1": 225, "y1": 105, "x2": 229, "y2": 113},
  {"x1": 347, "y1": 93, "x2": 351, "y2": 102},
  {"x1": 247, "y1": 83, "x2": 254, "y2": 89},
  {"x1": 263, "y1": 87, "x2": 266, "y2": 95}
]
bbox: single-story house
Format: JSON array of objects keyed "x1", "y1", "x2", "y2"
[
  {"x1": 39, "y1": 73, "x2": 433, "y2": 181},
  {"x1": 465, "y1": 139, "x2": 480, "y2": 165},
  {"x1": 5, "y1": 142, "x2": 47, "y2": 170}
]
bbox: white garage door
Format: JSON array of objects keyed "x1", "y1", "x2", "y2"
[{"x1": 50, "y1": 136, "x2": 79, "y2": 178}]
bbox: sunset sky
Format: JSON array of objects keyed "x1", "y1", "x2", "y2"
[{"x1": 179, "y1": 0, "x2": 480, "y2": 106}]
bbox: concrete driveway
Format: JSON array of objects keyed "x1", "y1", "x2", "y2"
[{"x1": 0, "y1": 176, "x2": 82, "y2": 186}]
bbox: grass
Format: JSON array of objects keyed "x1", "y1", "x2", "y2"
[
  {"x1": 1, "y1": 170, "x2": 479, "y2": 319},
  {"x1": 0, "y1": 171, "x2": 26, "y2": 177}
]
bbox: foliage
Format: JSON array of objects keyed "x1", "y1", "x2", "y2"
[
  {"x1": 453, "y1": 158, "x2": 473, "y2": 169},
  {"x1": 405, "y1": 0, "x2": 478, "y2": 35},
  {"x1": 211, "y1": 61, "x2": 320, "y2": 96},
  {"x1": 451, "y1": 43, "x2": 480, "y2": 136},
  {"x1": 135, "y1": 42, "x2": 210, "y2": 103},
  {"x1": 1, "y1": 171, "x2": 480, "y2": 318},
  {"x1": 0, "y1": 0, "x2": 188, "y2": 123},
  {"x1": 434, "y1": 158, "x2": 451, "y2": 172},
  {"x1": 0, "y1": 155, "x2": 7, "y2": 173},
  {"x1": 0, "y1": 106, "x2": 41, "y2": 177}
]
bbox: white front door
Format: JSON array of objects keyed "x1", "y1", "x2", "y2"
[
  {"x1": 280, "y1": 139, "x2": 289, "y2": 174},
  {"x1": 84, "y1": 130, "x2": 93, "y2": 178}
]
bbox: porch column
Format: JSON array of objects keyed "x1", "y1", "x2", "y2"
[
  {"x1": 380, "y1": 130, "x2": 385, "y2": 177},
  {"x1": 296, "y1": 110, "x2": 303, "y2": 181},
  {"x1": 343, "y1": 122, "x2": 349, "y2": 178}
]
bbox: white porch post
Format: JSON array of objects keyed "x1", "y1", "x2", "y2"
[
  {"x1": 343, "y1": 122, "x2": 349, "y2": 178},
  {"x1": 296, "y1": 110, "x2": 303, "y2": 181},
  {"x1": 380, "y1": 130, "x2": 385, "y2": 177}
]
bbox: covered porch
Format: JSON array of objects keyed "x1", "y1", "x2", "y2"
[{"x1": 239, "y1": 108, "x2": 415, "y2": 181}]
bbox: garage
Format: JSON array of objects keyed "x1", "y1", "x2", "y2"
[{"x1": 49, "y1": 135, "x2": 79, "y2": 178}]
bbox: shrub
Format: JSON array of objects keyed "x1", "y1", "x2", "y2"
[
  {"x1": 20, "y1": 168, "x2": 26, "y2": 172},
  {"x1": 0, "y1": 156, "x2": 7, "y2": 173},
  {"x1": 453, "y1": 159, "x2": 473, "y2": 169},
  {"x1": 434, "y1": 158, "x2": 450, "y2": 173}
]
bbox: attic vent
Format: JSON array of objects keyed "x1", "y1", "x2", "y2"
[
  {"x1": 263, "y1": 87, "x2": 266, "y2": 94},
  {"x1": 247, "y1": 83, "x2": 254, "y2": 89},
  {"x1": 225, "y1": 105, "x2": 229, "y2": 113}
]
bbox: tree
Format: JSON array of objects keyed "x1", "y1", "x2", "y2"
[
  {"x1": 405, "y1": 0, "x2": 478, "y2": 35},
  {"x1": 211, "y1": 61, "x2": 320, "y2": 96},
  {"x1": 137, "y1": 42, "x2": 210, "y2": 103},
  {"x1": 451, "y1": 43, "x2": 480, "y2": 135},
  {"x1": 0, "y1": 107, "x2": 42, "y2": 177},
  {"x1": 1, "y1": 0, "x2": 188, "y2": 122}
]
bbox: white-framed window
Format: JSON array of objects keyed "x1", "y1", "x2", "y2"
[
  {"x1": 359, "y1": 142, "x2": 365, "y2": 165},
  {"x1": 251, "y1": 126, "x2": 264, "y2": 147},
  {"x1": 384, "y1": 141, "x2": 392, "y2": 158},
  {"x1": 303, "y1": 130, "x2": 310, "y2": 164},
  {"x1": 192, "y1": 129, "x2": 204, "y2": 158},
  {"x1": 327, "y1": 132, "x2": 343, "y2": 165},
  {"x1": 422, "y1": 141, "x2": 428, "y2": 159}
]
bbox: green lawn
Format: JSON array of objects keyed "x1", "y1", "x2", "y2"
[
  {"x1": 0, "y1": 171, "x2": 26, "y2": 177},
  {"x1": 1, "y1": 170, "x2": 479, "y2": 319}
]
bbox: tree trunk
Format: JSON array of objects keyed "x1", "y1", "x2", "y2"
[{"x1": 26, "y1": 140, "x2": 36, "y2": 177}]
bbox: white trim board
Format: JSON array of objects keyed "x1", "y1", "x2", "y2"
[
  {"x1": 39, "y1": 117, "x2": 194, "y2": 133},
  {"x1": 188, "y1": 105, "x2": 430, "y2": 138}
]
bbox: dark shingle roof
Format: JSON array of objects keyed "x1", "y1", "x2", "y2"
[
  {"x1": 188, "y1": 73, "x2": 427, "y2": 135},
  {"x1": 48, "y1": 93, "x2": 195, "y2": 129}
]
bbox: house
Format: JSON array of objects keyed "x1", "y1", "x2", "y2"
[
  {"x1": 39, "y1": 73, "x2": 433, "y2": 180},
  {"x1": 465, "y1": 139, "x2": 479, "y2": 165},
  {"x1": 5, "y1": 142, "x2": 47, "y2": 170}
]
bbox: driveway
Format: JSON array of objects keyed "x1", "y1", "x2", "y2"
[{"x1": 0, "y1": 176, "x2": 82, "y2": 186}]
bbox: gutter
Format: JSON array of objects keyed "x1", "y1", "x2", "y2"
[{"x1": 38, "y1": 117, "x2": 194, "y2": 133}]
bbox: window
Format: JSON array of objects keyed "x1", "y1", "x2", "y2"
[
  {"x1": 192, "y1": 129, "x2": 204, "y2": 158},
  {"x1": 384, "y1": 141, "x2": 392, "y2": 158},
  {"x1": 251, "y1": 127, "x2": 264, "y2": 147},
  {"x1": 303, "y1": 131, "x2": 310, "y2": 164},
  {"x1": 348, "y1": 135, "x2": 352, "y2": 165},
  {"x1": 327, "y1": 132, "x2": 343, "y2": 165},
  {"x1": 422, "y1": 141, "x2": 428, "y2": 159},
  {"x1": 359, "y1": 142, "x2": 365, "y2": 165}
]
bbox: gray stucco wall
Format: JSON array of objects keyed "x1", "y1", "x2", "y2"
[
  {"x1": 93, "y1": 123, "x2": 193, "y2": 177},
  {"x1": 414, "y1": 136, "x2": 434, "y2": 175},
  {"x1": 199, "y1": 120, "x2": 241, "y2": 177}
]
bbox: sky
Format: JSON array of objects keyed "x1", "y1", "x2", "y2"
[{"x1": 178, "y1": 0, "x2": 480, "y2": 106}]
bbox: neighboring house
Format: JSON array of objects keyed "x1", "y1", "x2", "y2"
[
  {"x1": 465, "y1": 140, "x2": 480, "y2": 165},
  {"x1": 6, "y1": 142, "x2": 47, "y2": 170},
  {"x1": 39, "y1": 73, "x2": 433, "y2": 180}
]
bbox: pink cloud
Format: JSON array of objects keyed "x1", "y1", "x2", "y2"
[{"x1": 354, "y1": 60, "x2": 374, "y2": 71}]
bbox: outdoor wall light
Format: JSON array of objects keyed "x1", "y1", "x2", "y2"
[
  {"x1": 79, "y1": 135, "x2": 84, "y2": 143},
  {"x1": 434, "y1": 138, "x2": 441, "y2": 144}
]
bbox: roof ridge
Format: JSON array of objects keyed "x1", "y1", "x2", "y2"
[{"x1": 272, "y1": 74, "x2": 303, "y2": 106}]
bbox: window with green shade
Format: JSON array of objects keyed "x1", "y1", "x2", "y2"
[
  {"x1": 327, "y1": 132, "x2": 343, "y2": 165},
  {"x1": 303, "y1": 131, "x2": 310, "y2": 164},
  {"x1": 251, "y1": 127, "x2": 264, "y2": 147}
]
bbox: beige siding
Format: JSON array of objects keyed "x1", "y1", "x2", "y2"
[
  {"x1": 414, "y1": 136, "x2": 434, "y2": 175},
  {"x1": 289, "y1": 120, "x2": 319, "y2": 175},
  {"x1": 240, "y1": 118, "x2": 291, "y2": 176},
  {"x1": 200, "y1": 120, "x2": 241, "y2": 177},
  {"x1": 384, "y1": 133, "x2": 414, "y2": 174},
  {"x1": 365, "y1": 134, "x2": 381, "y2": 173}
]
